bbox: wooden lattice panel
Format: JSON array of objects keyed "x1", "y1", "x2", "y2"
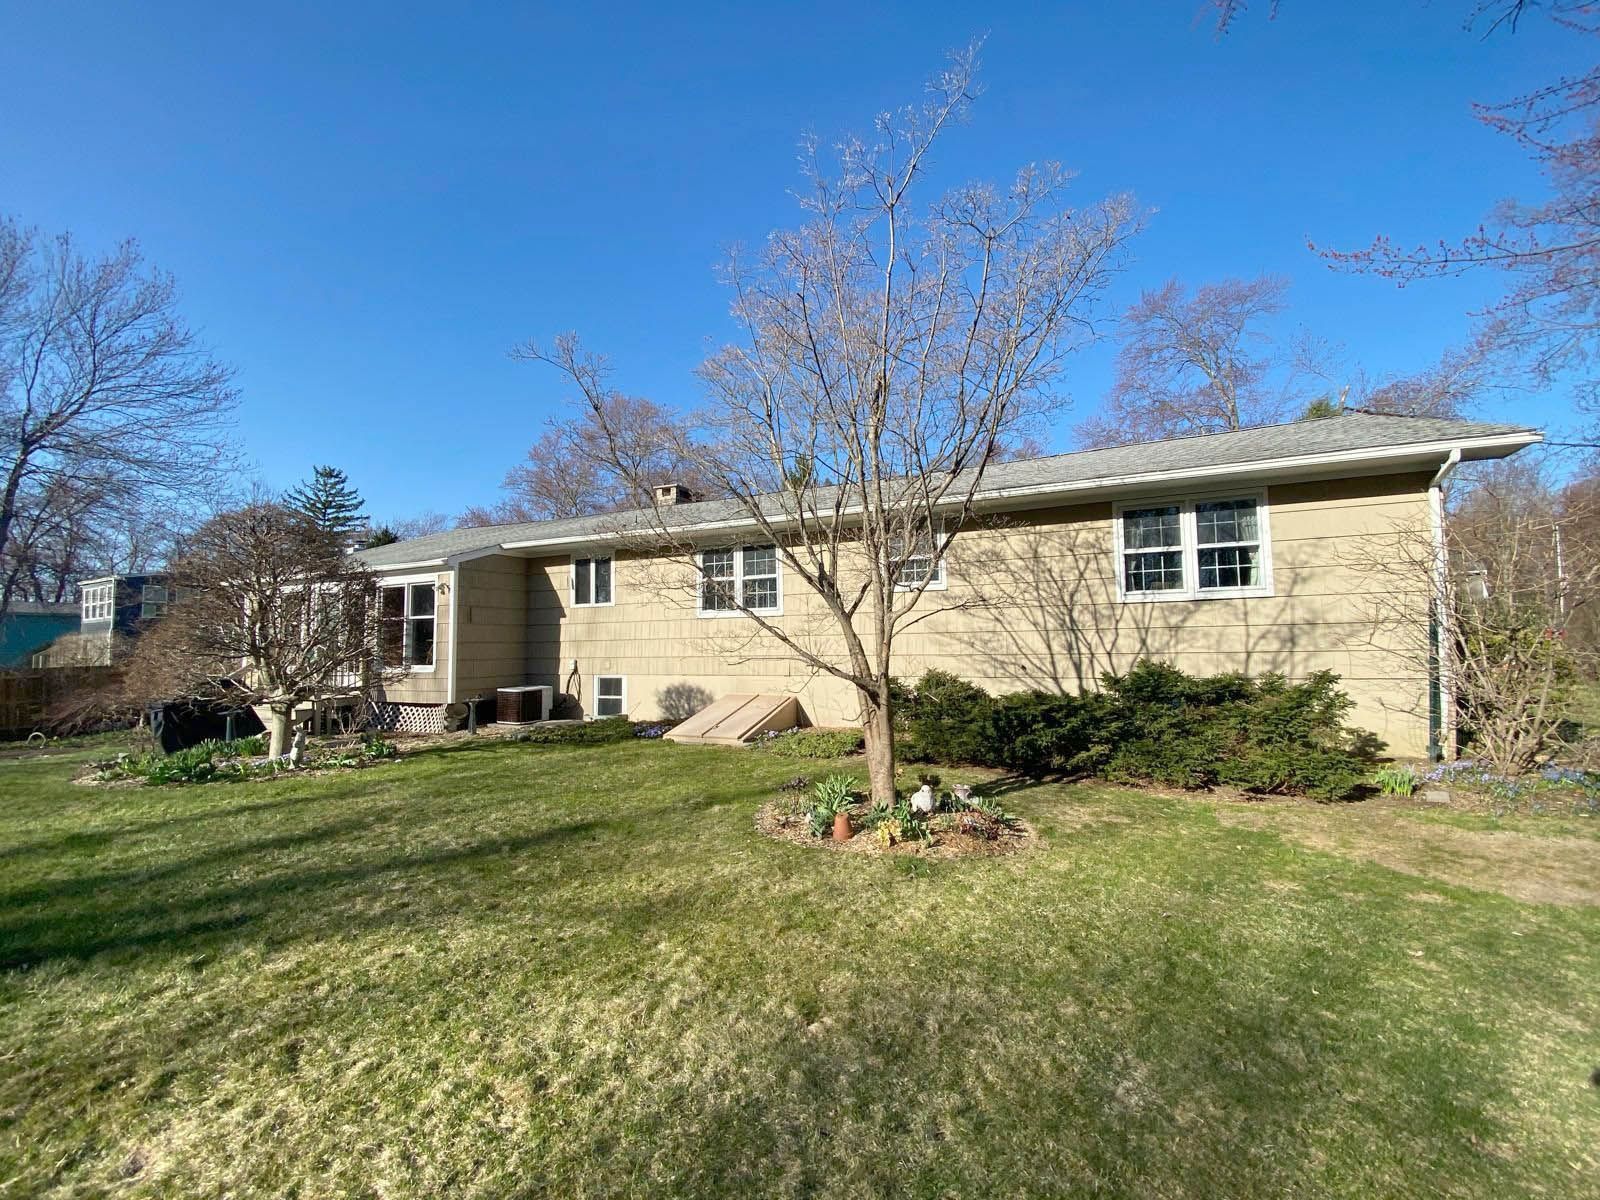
[{"x1": 369, "y1": 702, "x2": 445, "y2": 735}]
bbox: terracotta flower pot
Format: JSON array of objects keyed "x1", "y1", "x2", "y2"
[{"x1": 832, "y1": 811, "x2": 853, "y2": 842}]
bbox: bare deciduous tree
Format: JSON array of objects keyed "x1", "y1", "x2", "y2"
[
  {"x1": 127, "y1": 501, "x2": 384, "y2": 758},
  {"x1": 1210, "y1": 1, "x2": 1599, "y2": 417},
  {"x1": 1353, "y1": 340, "x2": 1494, "y2": 418},
  {"x1": 1358, "y1": 458, "x2": 1599, "y2": 774},
  {"x1": 367, "y1": 511, "x2": 453, "y2": 545},
  {"x1": 0, "y1": 217, "x2": 238, "y2": 623},
  {"x1": 529, "y1": 47, "x2": 1138, "y2": 803},
  {"x1": 467, "y1": 390, "x2": 714, "y2": 526},
  {"x1": 1078, "y1": 275, "x2": 1330, "y2": 447},
  {"x1": 1209, "y1": 0, "x2": 1554, "y2": 36}
]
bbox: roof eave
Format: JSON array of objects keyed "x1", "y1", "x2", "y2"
[{"x1": 490, "y1": 430, "x2": 1542, "y2": 552}]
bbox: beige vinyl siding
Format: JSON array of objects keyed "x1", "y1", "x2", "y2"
[
  {"x1": 365, "y1": 472, "x2": 1436, "y2": 755},
  {"x1": 541, "y1": 472, "x2": 1435, "y2": 754},
  {"x1": 454, "y1": 556, "x2": 535, "y2": 700}
]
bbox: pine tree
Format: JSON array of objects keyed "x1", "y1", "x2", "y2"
[{"x1": 286, "y1": 465, "x2": 367, "y2": 540}]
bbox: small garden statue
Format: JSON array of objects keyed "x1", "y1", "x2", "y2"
[
  {"x1": 287, "y1": 729, "x2": 307, "y2": 769},
  {"x1": 951, "y1": 783, "x2": 973, "y2": 806},
  {"x1": 910, "y1": 783, "x2": 935, "y2": 815}
]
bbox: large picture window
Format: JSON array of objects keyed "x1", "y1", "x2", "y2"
[
  {"x1": 379, "y1": 581, "x2": 437, "y2": 667},
  {"x1": 1116, "y1": 495, "x2": 1270, "y2": 601},
  {"x1": 572, "y1": 555, "x2": 613, "y2": 606},
  {"x1": 697, "y1": 545, "x2": 781, "y2": 616}
]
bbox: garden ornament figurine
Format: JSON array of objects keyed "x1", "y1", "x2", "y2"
[
  {"x1": 910, "y1": 783, "x2": 935, "y2": 814},
  {"x1": 288, "y1": 729, "x2": 307, "y2": 768},
  {"x1": 951, "y1": 783, "x2": 973, "y2": 806}
]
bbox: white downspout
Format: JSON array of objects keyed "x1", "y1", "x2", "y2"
[
  {"x1": 1429, "y1": 449, "x2": 1461, "y2": 759},
  {"x1": 447, "y1": 564, "x2": 460, "y2": 705}
]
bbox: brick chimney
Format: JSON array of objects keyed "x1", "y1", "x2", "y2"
[{"x1": 653, "y1": 482, "x2": 696, "y2": 506}]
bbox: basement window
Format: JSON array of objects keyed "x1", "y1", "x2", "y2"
[{"x1": 594, "y1": 675, "x2": 626, "y2": 718}]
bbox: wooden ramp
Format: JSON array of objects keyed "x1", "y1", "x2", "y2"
[{"x1": 664, "y1": 694, "x2": 803, "y2": 747}]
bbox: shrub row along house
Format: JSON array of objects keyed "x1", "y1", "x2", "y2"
[{"x1": 343, "y1": 412, "x2": 1536, "y2": 754}]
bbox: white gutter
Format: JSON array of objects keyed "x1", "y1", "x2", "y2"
[
  {"x1": 1429, "y1": 448, "x2": 1463, "y2": 760},
  {"x1": 365, "y1": 557, "x2": 449, "y2": 575}
]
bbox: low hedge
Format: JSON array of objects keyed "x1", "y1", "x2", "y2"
[
  {"x1": 894, "y1": 661, "x2": 1378, "y2": 801},
  {"x1": 755, "y1": 728, "x2": 865, "y2": 759},
  {"x1": 511, "y1": 718, "x2": 674, "y2": 746}
]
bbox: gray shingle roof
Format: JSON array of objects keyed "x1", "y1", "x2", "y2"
[
  {"x1": 354, "y1": 411, "x2": 1539, "y2": 569},
  {"x1": 7, "y1": 601, "x2": 78, "y2": 616}
]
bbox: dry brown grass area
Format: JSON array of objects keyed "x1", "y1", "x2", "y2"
[{"x1": 1214, "y1": 799, "x2": 1600, "y2": 907}]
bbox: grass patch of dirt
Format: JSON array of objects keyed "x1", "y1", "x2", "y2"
[{"x1": 1215, "y1": 798, "x2": 1600, "y2": 907}]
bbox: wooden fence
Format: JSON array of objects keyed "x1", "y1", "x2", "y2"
[{"x1": 0, "y1": 668, "x2": 120, "y2": 736}]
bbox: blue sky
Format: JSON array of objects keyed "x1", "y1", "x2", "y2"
[{"x1": 3, "y1": 1, "x2": 1584, "y2": 521}]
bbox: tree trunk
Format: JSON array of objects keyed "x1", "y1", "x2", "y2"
[
  {"x1": 860, "y1": 688, "x2": 897, "y2": 806},
  {"x1": 266, "y1": 705, "x2": 294, "y2": 759},
  {"x1": 0, "y1": 454, "x2": 32, "y2": 624}
]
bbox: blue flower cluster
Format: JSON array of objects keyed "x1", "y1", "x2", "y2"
[
  {"x1": 632, "y1": 722, "x2": 671, "y2": 740},
  {"x1": 1421, "y1": 757, "x2": 1600, "y2": 816}
]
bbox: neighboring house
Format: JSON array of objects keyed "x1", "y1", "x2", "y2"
[
  {"x1": 32, "y1": 574, "x2": 174, "y2": 668},
  {"x1": 352, "y1": 413, "x2": 1540, "y2": 756},
  {"x1": 0, "y1": 602, "x2": 80, "y2": 669}
]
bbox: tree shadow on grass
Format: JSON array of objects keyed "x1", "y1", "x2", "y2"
[
  {"x1": 0, "y1": 817, "x2": 613, "y2": 972},
  {"x1": 651, "y1": 877, "x2": 1523, "y2": 1198},
  {"x1": 0, "y1": 789, "x2": 345, "y2": 866}
]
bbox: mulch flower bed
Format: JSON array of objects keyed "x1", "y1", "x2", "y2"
[{"x1": 754, "y1": 797, "x2": 1037, "y2": 859}]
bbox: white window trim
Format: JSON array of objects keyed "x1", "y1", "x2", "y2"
[
  {"x1": 593, "y1": 674, "x2": 627, "y2": 719},
  {"x1": 569, "y1": 554, "x2": 615, "y2": 608},
  {"x1": 695, "y1": 545, "x2": 784, "y2": 618},
  {"x1": 377, "y1": 574, "x2": 439, "y2": 672},
  {"x1": 1113, "y1": 490, "x2": 1274, "y2": 603},
  {"x1": 82, "y1": 582, "x2": 114, "y2": 622},
  {"x1": 893, "y1": 519, "x2": 948, "y2": 593}
]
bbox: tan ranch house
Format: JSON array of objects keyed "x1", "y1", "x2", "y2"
[{"x1": 353, "y1": 412, "x2": 1539, "y2": 757}]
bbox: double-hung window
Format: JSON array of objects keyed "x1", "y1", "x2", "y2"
[
  {"x1": 572, "y1": 555, "x2": 613, "y2": 606},
  {"x1": 379, "y1": 581, "x2": 437, "y2": 668},
  {"x1": 1195, "y1": 499, "x2": 1263, "y2": 591},
  {"x1": 82, "y1": 583, "x2": 113, "y2": 621},
  {"x1": 893, "y1": 521, "x2": 946, "y2": 590},
  {"x1": 1116, "y1": 494, "x2": 1270, "y2": 601},
  {"x1": 698, "y1": 545, "x2": 781, "y2": 616}
]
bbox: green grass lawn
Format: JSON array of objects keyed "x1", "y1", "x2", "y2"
[{"x1": 2, "y1": 738, "x2": 1597, "y2": 1198}]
